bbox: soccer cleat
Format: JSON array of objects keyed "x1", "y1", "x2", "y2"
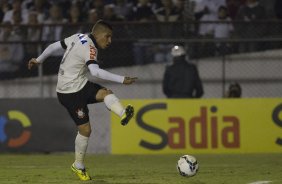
[
  {"x1": 121, "y1": 104, "x2": 134, "y2": 126},
  {"x1": 71, "y1": 163, "x2": 91, "y2": 181}
]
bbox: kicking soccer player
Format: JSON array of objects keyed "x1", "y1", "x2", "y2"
[{"x1": 28, "y1": 20, "x2": 137, "y2": 181}]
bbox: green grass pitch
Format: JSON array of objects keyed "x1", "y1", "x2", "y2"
[{"x1": 0, "y1": 153, "x2": 281, "y2": 184}]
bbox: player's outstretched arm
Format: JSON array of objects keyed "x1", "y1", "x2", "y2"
[
  {"x1": 28, "y1": 41, "x2": 64, "y2": 70},
  {"x1": 123, "y1": 77, "x2": 138, "y2": 85},
  {"x1": 88, "y1": 64, "x2": 138, "y2": 84}
]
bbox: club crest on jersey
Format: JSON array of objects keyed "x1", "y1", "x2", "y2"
[{"x1": 76, "y1": 108, "x2": 85, "y2": 119}]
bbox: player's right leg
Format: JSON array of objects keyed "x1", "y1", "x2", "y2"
[{"x1": 120, "y1": 104, "x2": 134, "y2": 126}]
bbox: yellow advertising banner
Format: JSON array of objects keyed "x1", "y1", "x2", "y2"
[{"x1": 111, "y1": 99, "x2": 282, "y2": 154}]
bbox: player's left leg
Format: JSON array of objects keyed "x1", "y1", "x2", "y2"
[
  {"x1": 75, "y1": 123, "x2": 91, "y2": 170},
  {"x1": 57, "y1": 86, "x2": 92, "y2": 181},
  {"x1": 96, "y1": 88, "x2": 134, "y2": 126},
  {"x1": 71, "y1": 122, "x2": 91, "y2": 181}
]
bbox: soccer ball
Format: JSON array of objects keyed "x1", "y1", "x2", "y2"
[{"x1": 177, "y1": 155, "x2": 199, "y2": 177}]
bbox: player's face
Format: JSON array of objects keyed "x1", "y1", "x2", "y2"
[{"x1": 96, "y1": 30, "x2": 112, "y2": 49}]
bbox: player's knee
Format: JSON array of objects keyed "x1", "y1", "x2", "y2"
[
  {"x1": 104, "y1": 89, "x2": 113, "y2": 96},
  {"x1": 78, "y1": 123, "x2": 92, "y2": 137},
  {"x1": 101, "y1": 89, "x2": 113, "y2": 98},
  {"x1": 96, "y1": 88, "x2": 113, "y2": 102},
  {"x1": 83, "y1": 128, "x2": 92, "y2": 137},
  {"x1": 79, "y1": 128, "x2": 91, "y2": 137}
]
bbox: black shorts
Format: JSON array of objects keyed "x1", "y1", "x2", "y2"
[{"x1": 57, "y1": 81, "x2": 105, "y2": 126}]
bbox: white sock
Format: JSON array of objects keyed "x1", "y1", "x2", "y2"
[
  {"x1": 74, "y1": 132, "x2": 89, "y2": 169},
  {"x1": 104, "y1": 94, "x2": 125, "y2": 117}
]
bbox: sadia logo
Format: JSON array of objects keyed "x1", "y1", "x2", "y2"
[
  {"x1": 0, "y1": 110, "x2": 32, "y2": 148},
  {"x1": 136, "y1": 103, "x2": 240, "y2": 150}
]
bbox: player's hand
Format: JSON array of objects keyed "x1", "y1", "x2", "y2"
[
  {"x1": 123, "y1": 77, "x2": 138, "y2": 85},
  {"x1": 28, "y1": 58, "x2": 40, "y2": 70}
]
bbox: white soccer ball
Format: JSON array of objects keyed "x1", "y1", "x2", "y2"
[{"x1": 177, "y1": 155, "x2": 199, "y2": 177}]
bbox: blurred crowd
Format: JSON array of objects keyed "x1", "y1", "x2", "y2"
[
  {"x1": 0, "y1": 0, "x2": 185, "y2": 25},
  {"x1": 1, "y1": 0, "x2": 280, "y2": 28},
  {"x1": 1, "y1": 0, "x2": 280, "y2": 40},
  {"x1": 0, "y1": 0, "x2": 282, "y2": 76}
]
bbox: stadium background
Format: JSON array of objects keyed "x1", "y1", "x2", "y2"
[{"x1": 0, "y1": 0, "x2": 282, "y2": 155}]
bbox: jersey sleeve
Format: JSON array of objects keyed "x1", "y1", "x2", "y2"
[
  {"x1": 88, "y1": 64, "x2": 125, "y2": 83},
  {"x1": 36, "y1": 41, "x2": 64, "y2": 63}
]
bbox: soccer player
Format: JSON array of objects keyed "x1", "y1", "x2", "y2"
[{"x1": 28, "y1": 20, "x2": 137, "y2": 181}]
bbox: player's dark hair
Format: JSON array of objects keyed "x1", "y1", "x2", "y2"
[{"x1": 92, "y1": 19, "x2": 112, "y2": 33}]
